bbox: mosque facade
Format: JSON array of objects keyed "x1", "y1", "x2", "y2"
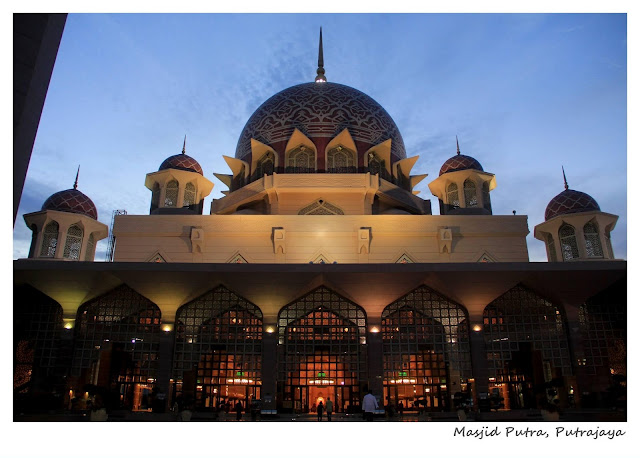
[{"x1": 14, "y1": 31, "x2": 626, "y2": 417}]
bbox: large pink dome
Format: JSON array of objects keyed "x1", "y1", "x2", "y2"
[
  {"x1": 41, "y1": 189, "x2": 98, "y2": 220},
  {"x1": 545, "y1": 189, "x2": 600, "y2": 221},
  {"x1": 235, "y1": 82, "x2": 406, "y2": 166}
]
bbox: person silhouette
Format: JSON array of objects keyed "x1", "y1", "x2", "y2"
[
  {"x1": 325, "y1": 397, "x2": 333, "y2": 421},
  {"x1": 317, "y1": 401, "x2": 324, "y2": 421}
]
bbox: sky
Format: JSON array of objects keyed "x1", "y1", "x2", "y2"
[{"x1": 13, "y1": 13, "x2": 627, "y2": 262}]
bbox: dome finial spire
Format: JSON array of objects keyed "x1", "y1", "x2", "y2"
[
  {"x1": 182, "y1": 135, "x2": 187, "y2": 154},
  {"x1": 73, "y1": 165, "x2": 80, "y2": 190},
  {"x1": 456, "y1": 135, "x2": 461, "y2": 155},
  {"x1": 562, "y1": 166, "x2": 569, "y2": 190},
  {"x1": 315, "y1": 27, "x2": 327, "y2": 83}
]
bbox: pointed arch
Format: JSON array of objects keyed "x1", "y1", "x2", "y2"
[
  {"x1": 381, "y1": 285, "x2": 472, "y2": 405},
  {"x1": 483, "y1": 284, "x2": 572, "y2": 408},
  {"x1": 285, "y1": 129, "x2": 316, "y2": 173},
  {"x1": 482, "y1": 181, "x2": 491, "y2": 211},
  {"x1": 164, "y1": 179, "x2": 179, "y2": 207},
  {"x1": 559, "y1": 223, "x2": 579, "y2": 260},
  {"x1": 463, "y1": 179, "x2": 477, "y2": 207},
  {"x1": 40, "y1": 221, "x2": 59, "y2": 257},
  {"x1": 583, "y1": 221, "x2": 603, "y2": 258},
  {"x1": 72, "y1": 285, "x2": 162, "y2": 391},
  {"x1": 173, "y1": 285, "x2": 263, "y2": 403},
  {"x1": 84, "y1": 233, "x2": 96, "y2": 261},
  {"x1": 183, "y1": 182, "x2": 197, "y2": 207},
  {"x1": 277, "y1": 286, "x2": 367, "y2": 411},
  {"x1": 63, "y1": 224, "x2": 83, "y2": 260},
  {"x1": 446, "y1": 183, "x2": 459, "y2": 208}
]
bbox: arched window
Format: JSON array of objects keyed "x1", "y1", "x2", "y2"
[
  {"x1": 327, "y1": 146, "x2": 356, "y2": 173},
  {"x1": 463, "y1": 179, "x2": 478, "y2": 207},
  {"x1": 546, "y1": 234, "x2": 557, "y2": 262},
  {"x1": 63, "y1": 224, "x2": 83, "y2": 260},
  {"x1": 559, "y1": 224, "x2": 579, "y2": 261},
  {"x1": 40, "y1": 221, "x2": 59, "y2": 257},
  {"x1": 447, "y1": 183, "x2": 459, "y2": 208},
  {"x1": 164, "y1": 180, "x2": 179, "y2": 207},
  {"x1": 286, "y1": 146, "x2": 314, "y2": 173},
  {"x1": 183, "y1": 182, "x2": 196, "y2": 207},
  {"x1": 256, "y1": 151, "x2": 275, "y2": 177},
  {"x1": 482, "y1": 181, "x2": 491, "y2": 211},
  {"x1": 84, "y1": 233, "x2": 95, "y2": 261},
  {"x1": 605, "y1": 231, "x2": 614, "y2": 258},
  {"x1": 583, "y1": 221, "x2": 603, "y2": 258},
  {"x1": 151, "y1": 183, "x2": 160, "y2": 208}
]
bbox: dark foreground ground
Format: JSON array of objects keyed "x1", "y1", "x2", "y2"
[{"x1": 14, "y1": 408, "x2": 626, "y2": 422}]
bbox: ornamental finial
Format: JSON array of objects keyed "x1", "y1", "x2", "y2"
[
  {"x1": 315, "y1": 27, "x2": 327, "y2": 83},
  {"x1": 562, "y1": 166, "x2": 569, "y2": 190},
  {"x1": 456, "y1": 136, "x2": 461, "y2": 155},
  {"x1": 73, "y1": 165, "x2": 80, "y2": 190},
  {"x1": 182, "y1": 135, "x2": 187, "y2": 154}
]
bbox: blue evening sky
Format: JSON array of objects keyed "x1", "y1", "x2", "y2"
[{"x1": 14, "y1": 13, "x2": 627, "y2": 262}]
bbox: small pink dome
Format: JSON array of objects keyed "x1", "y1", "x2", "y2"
[
  {"x1": 545, "y1": 189, "x2": 600, "y2": 221},
  {"x1": 41, "y1": 189, "x2": 98, "y2": 220},
  {"x1": 159, "y1": 153, "x2": 203, "y2": 175},
  {"x1": 439, "y1": 154, "x2": 484, "y2": 176}
]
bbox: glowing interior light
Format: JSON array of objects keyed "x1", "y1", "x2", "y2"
[
  {"x1": 473, "y1": 324, "x2": 482, "y2": 332},
  {"x1": 370, "y1": 326, "x2": 380, "y2": 333},
  {"x1": 162, "y1": 325, "x2": 172, "y2": 332},
  {"x1": 265, "y1": 326, "x2": 275, "y2": 334}
]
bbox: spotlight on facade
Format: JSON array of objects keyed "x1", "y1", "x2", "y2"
[
  {"x1": 265, "y1": 326, "x2": 275, "y2": 334},
  {"x1": 370, "y1": 326, "x2": 380, "y2": 333},
  {"x1": 472, "y1": 324, "x2": 482, "y2": 332},
  {"x1": 162, "y1": 325, "x2": 172, "y2": 332}
]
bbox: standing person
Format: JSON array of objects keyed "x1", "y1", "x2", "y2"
[
  {"x1": 325, "y1": 397, "x2": 333, "y2": 421},
  {"x1": 362, "y1": 390, "x2": 378, "y2": 421},
  {"x1": 397, "y1": 401, "x2": 404, "y2": 418},
  {"x1": 235, "y1": 400, "x2": 243, "y2": 421},
  {"x1": 317, "y1": 401, "x2": 324, "y2": 421}
]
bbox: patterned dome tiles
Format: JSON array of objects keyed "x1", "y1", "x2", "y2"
[
  {"x1": 545, "y1": 189, "x2": 601, "y2": 221},
  {"x1": 159, "y1": 154, "x2": 203, "y2": 175},
  {"x1": 439, "y1": 154, "x2": 484, "y2": 176},
  {"x1": 235, "y1": 82, "x2": 406, "y2": 163},
  {"x1": 41, "y1": 189, "x2": 98, "y2": 220}
]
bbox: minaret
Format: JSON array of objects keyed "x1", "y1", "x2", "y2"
[
  {"x1": 23, "y1": 167, "x2": 108, "y2": 260},
  {"x1": 315, "y1": 27, "x2": 327, "y2": 83},
  {"x1": 534, "y1": 167, "x2": 618, "y2": 261},
  {"x1": 145, "y1": 136, "x2": 213, "y2": 215},
  {"x1": 428, "y1": 136, "x2": 496, "y2": 215}
]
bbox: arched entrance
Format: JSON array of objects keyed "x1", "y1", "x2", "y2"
[
  {"x1": 277, "y1": 287, "x2": 367, "y2": 414},
  {"x1": 173, "y1": 286, "x2": 262, "y2": 412},
  {"x1": 72, "y1": 284, "x2": 162, "y2": 411},
  {"x1": 382, "y1": 286, "x2": 472, "y2": 412},
  {"x1": 483, "y1": 284, "x2": 572, "y2": 410}
]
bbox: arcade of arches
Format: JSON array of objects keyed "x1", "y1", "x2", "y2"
[{"x1": 14, "y1": 279, "x2": 625, "y2": 414}]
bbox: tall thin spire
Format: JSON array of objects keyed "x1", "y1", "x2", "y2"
[
  {"x1": 315, "y1": 27, "x2": 327, "y2": 83},
  {"x1": 562, "y1": 166, "x2": 569, "y2": 190},
  {"x1": 73, "y1": 165, "x2": 80, "y2": 190},
  {"x1": 456, "y1": 136, "x2": 461, "y2": 155},
  {"x1": 182, "y1": 135, "x2": 187, "y2": 154}
]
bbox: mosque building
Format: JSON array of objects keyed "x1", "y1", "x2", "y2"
[{"x1": 14, "y1": 30, "x2": 625, "y2": 416}]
